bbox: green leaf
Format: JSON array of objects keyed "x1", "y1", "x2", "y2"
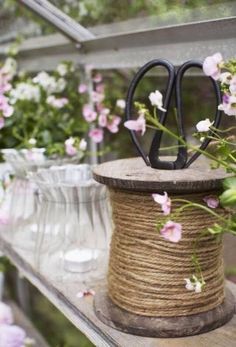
[
  {"x1": 223, "y1": 177, "x2": 236, "y2": 190},
  {"x1": 207, "y1": 223, "x2": 223, "y2": 235},
  {"x1": 220, "y1": 188, "x2": 236, "y2": 207}
]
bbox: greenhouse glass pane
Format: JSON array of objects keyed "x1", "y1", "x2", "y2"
[
  {"x1": 1, "y1": 1, "x2": 236, "y2": 40},
  {"x1": 49, "y1": 0, "x2": 236, "y2": 29}
]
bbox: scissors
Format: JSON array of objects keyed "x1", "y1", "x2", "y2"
[{"x1": 125, "y1": 59, "x2": 222, "y2": 170}]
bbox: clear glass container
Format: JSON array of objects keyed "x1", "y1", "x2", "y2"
[
  {"x1": 31, "y1": 164, "x2": 112, "y2": 283},
  {"x1": 0, "y1": 149, "x2": 81, "y2": 251},
  {"x1": 0, "y1": 149, "x2": 42, "y2": 248}
]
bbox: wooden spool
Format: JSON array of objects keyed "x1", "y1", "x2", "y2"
[{"x1": 93, "y1": 157, "x2": 235, "y2": 338}]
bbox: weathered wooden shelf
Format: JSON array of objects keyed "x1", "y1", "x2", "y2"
[{"x1": 0, "y1": 234, "x2": 236, "y2": 347}]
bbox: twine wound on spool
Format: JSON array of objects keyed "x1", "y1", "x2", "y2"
[{"x1": 108, "y1": 189, "x2": 225, "y2": 317}]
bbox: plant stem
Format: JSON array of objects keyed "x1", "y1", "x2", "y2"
[
  {"x1": 172, "y1": 198, "x2": 226, "y2": 222},
  {"x1": 147, "y1": 118, "x2": 236, "y2": 174}
]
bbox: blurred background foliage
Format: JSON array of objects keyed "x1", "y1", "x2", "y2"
[{"x1": 1, "y1": 0, "x2": 235, "y2": 34}]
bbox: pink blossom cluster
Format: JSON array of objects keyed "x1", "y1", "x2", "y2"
[
  {"x1": 0, "y1": 301, "x2": 28, "y2": 347},
  {"x1": 64, "y1": 137, "x2": 87, "y2": 156},
  {"x1": 0, "y1": 65, "x2": 14, "y2": 128},
  {"x1": 46, "y1": 95, "x2": 68, "y2": 108},
  {"x1": 203, "y1": 53, "x2": 236, "y2": 116},
  {"x1": 152, "y1": 192, "x2": 219, "y2": 243},
  {"x1": 152, "y1": 192, "x2": 182, "y2": 243},
  {"x1": 78, "y1": 73, "x2": 123, "y2": 143},
  {"x1": 152, "y1": 191, "x2": 219, "y2": 293}
]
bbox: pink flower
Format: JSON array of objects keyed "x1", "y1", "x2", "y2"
[
  {"x1": 152, "y1": 192, "x2": 171, "y2": 215},
  {"x1": 124, "y1": 114, "x2": 146, "y2": 135},
  {"x1": 218, "y1": 95, "x2": 236, "y2": 116},
  {"x1": 96, "y1": 83, "x2": 105, "y2": 93},
  {"x1": 3, "y1": 105, "x2": 14, "y2": 118},
  {"x1": 76, "y1": 289, "x2": 95, "y2": 298},
  {"x1": 160, "y1": 221, "x2": 182, "y2": 243},
  {"x1": 0, "y1": 95, "x2": 14, "y2": 118},
  {"x1": 203, "y1": 195, "x2": 219, "y2": 209},
  {"x1": 93, "y1": 73, "x2": 102, "y2": 83},
  {"x1": 107, "y1": 116, "x2": 121, "y2": 133},
  {"x1": 82, "y1": 104, "x2": 97, "y2": 122},
  {"x1": 0, "y1": 118, "x2": 4, "y2": 129},
  {"x1": 92, "y1": 91, "x2": 104, "y2": 103},
  {"x1": 46, "y1": 96, "x2": 68, "y2": 108},
  {"x1": 0, "y1": 324, "x2": 26, "y2": 347},
  {"x1": 98, "y1": 114, "x2": 107, "y2": 127},
  {"x1": 78, "y1": 83, "x2": 88, "y2": 94},
  {"x1": 203, "y1": 53, "x2": 223, "y2": 80},
  {"x1": 89, "y1": 128, "x2": 104, "y2": 143},
  {"x1": 0, "y1": 302, "x2": 13, "y2": 325},
  {"x1": 0, "y1": 72, "x2": 12, "y2": 94},
  {"x1": 100, "y1": 107, "x2": 110, "y2": 115},
  {"x1": 65, "y1": 137, "x2": 77, "y2": 156}
]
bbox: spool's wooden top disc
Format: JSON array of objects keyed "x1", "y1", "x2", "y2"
[{"x1": 93, "y1": 157, "x2": 231, "y2": 193}]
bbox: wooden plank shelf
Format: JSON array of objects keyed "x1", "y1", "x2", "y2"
[{"x1": 0, "y1": 234, "x2": 236, "y2": 347}]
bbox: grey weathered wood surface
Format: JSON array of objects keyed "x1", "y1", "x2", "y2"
[
  {"x1": 94, "y1": 289, "x2": 235, "y2": 338},
  {"x1": 0, "y1": 234, "x2": 236, "y2": 347},
  {"x1": 9, "y1": 301, "x2": 50, "y2": 347},
  {"x1": 93, "y1": 157, "x2": 232, "y2": 193}
]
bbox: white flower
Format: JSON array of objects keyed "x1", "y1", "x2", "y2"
[
  {"x1": 229, "y1": 75, "x2": 236, "y2": 94},
  {"x1": 28, "y1": 138, "x2": 36, "y2": 145},
  {"x1": 33, "y1": 72, "x2": 66, "y2": 94},
  {"x1": 218, "y1": 95, "x2": 236, "y2": 116},
  {"x1": 79, "y1": 138, "x2": 87, "y2": 151},
  {"x1": 57, "y1": 63, "x2": 68, "y2": 76},
  {"x1": 219, "y1": 72, "x2": 232, "y2": 85},
  {"x1": 149, "y1": 90, "x2": 166, "y2": 112},
  {"x1": 195, "y1": 281, "x2": 203, "y2": 293},
  {"x1": 2, "y1": 57, "x2": 17, "y2": 79},
  {"x1": 9, "y1": 83, "x2": 40, "y2": 103},
  {"x1": 65, "y1": 137, "x2": 75, "y2": 146},
  {"x1": 184, "y1": 278, "x2": 194, "y2": 291},
  {"x1": 56, "y1": 78, "x2": 66, "y2": 92},
  {"x1": 196, "y1": 118, "x2": 213, "y2": 132},
  {"x1": 116, "y1": 99, "x2": 126, "y2": 109},
  {"x1": 184, "y1": 275, "x2": 204, "y2": 293}
]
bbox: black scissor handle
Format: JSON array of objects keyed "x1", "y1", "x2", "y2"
[
  {"x1": 125, "y1": 59, "x2": 222, "y2": 170},
  {"x1": 125, "y1": 59, "x2": 175, "y2": 166},
  {"x1": 177, "y1": 61, "x2": 222, "y2": 168}
]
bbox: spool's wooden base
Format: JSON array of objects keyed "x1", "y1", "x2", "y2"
[{"x1": 94, "y1": 287, "x2": 235, "y2": 338}]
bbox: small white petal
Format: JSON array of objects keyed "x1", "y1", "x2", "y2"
[
  {"x1": 76, "y1": 291, "x2": 84, "y2": 298},
  {"x1": 184, "y1": 278, "x2": 195, "y2": 291},
  {"x1": 195, "y1": 281, "x2": 202, "y2": 293},
  {"x1": 196, "y1": 118, "x2": 213, "y2": 132}
]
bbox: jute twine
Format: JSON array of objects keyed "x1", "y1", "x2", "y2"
[{"x1": 108, "y1": 188, "x2": 225, "y2": 317}]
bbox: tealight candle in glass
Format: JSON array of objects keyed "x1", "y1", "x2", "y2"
[{"x1": 31, "y1": 164, "x2": 112, "y2": 282}]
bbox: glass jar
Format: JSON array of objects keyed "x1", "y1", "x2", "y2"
[
  {"x1": 0, "y1": 149, "x2": 42, "y2": 249},
  {"x1": 31, "y1": 164, "x2": 112, "y2": 283},
  {"x1": 0, "y1": 149, "x2": 82, "y2": 251}
]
